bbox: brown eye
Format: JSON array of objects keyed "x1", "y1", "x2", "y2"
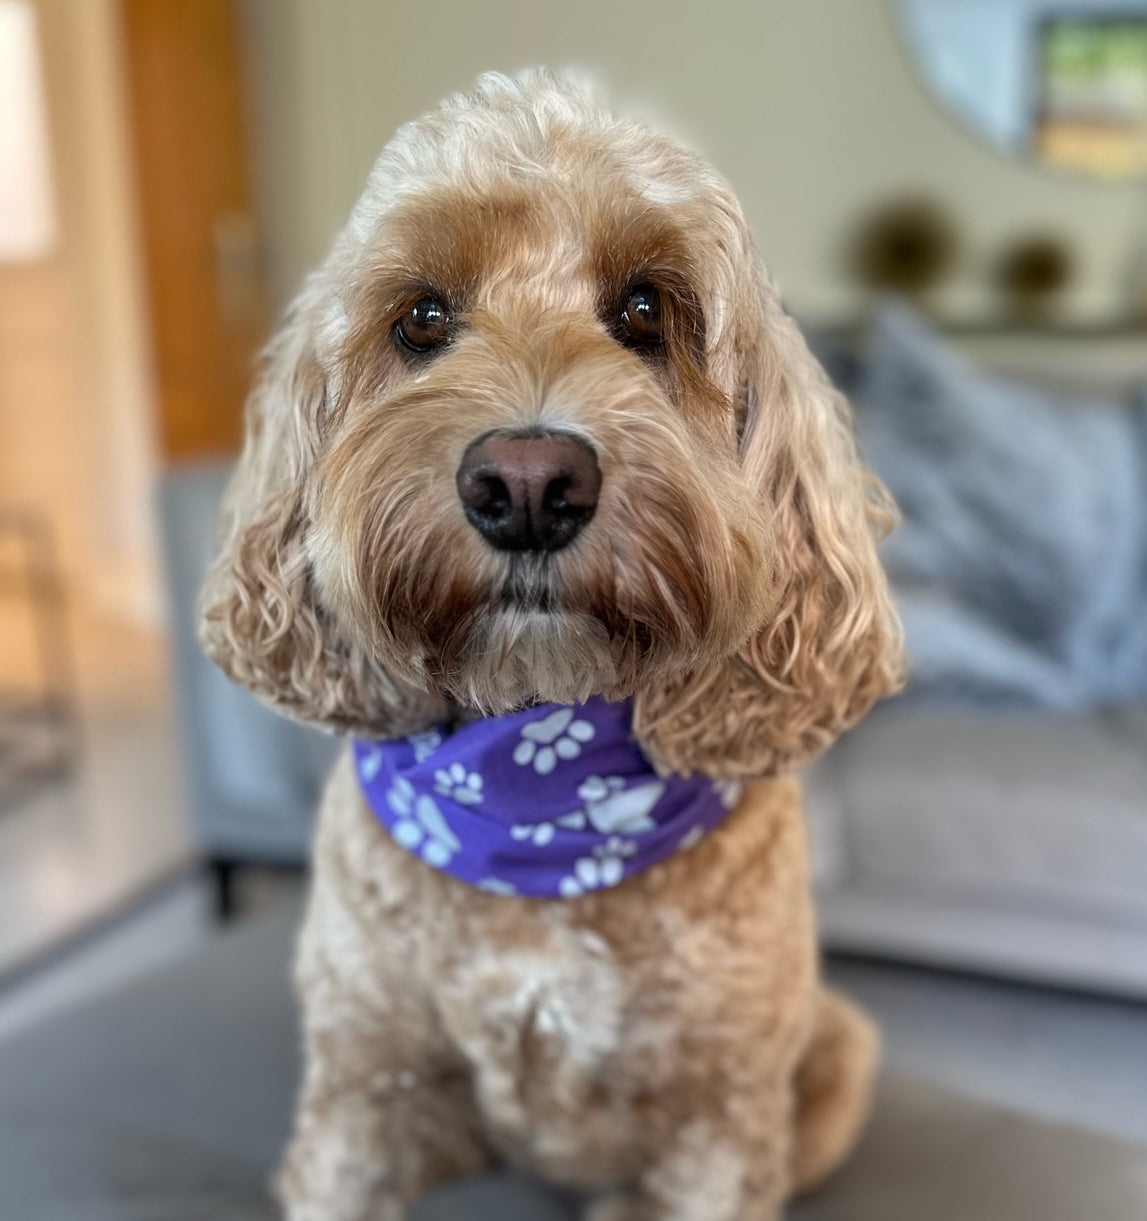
[
  {"x1": 618, "y1": 283, "x2": 663, "y2": 349},
  {"x1": 395, "y1": 295, "x2": 451, "y2": 353}
]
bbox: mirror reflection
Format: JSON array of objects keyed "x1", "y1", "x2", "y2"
[{"x1": 898, "y1": 0, "x2": 1147, "y2": 179}]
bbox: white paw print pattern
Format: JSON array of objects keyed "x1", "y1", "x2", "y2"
[
  {"x1": 678, "y1": 824, "x2": 706, "y2": 853},
  {"x1": 712, "y1": 779, "x2": 745, "y2": 810},
  {"x1": 561, "y1": 774, "x2": 664, "y2": 835},
  {"x1": 559, "y1": 848, "x2": 628, "y2": 898},
  {"x1": 477, "y1": 877, "x2": 517, "y2": 896},
  {"x1": 386, "y1": 777, "x2": 461, "y2": 868},
  {"x1": 577, "y1": 774, "x2": 625, "y2": 806},
  {"x1": 597, "y1": 835, "x2": 638, "y2": 859},
  {"x1": 509, "y1": 806, "x2": 588, "y2": 846},
  {"x1": 507, "y1": 769, "x2": 665, "y2": 848},
  {"x1": 512, "y1": 708, "x2": 595, "y2": 775},
  {"x1": 408, "y1": 729, "x2": 443, "y2": 763},
  {"x1": 433, "y1": 762, "x2": 483, "y2": 806},
  {"x1": 359, "y1": 746, "x2": 384, "y2": 782},
  {"x1": 510, "y1": 821, "x2": 556, "y2": 847}
]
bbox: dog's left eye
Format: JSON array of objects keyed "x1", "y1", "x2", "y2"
[
  {"x1": 617, "y1": 284, "x2": 663, "y2": 349},
  {"x1": 394, "y1": 296, "x2": 451, "y2": 354}
]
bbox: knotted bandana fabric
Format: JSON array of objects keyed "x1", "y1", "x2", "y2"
[{"x1": 353, "y1": 696, "x2": 741, "y2": 899}]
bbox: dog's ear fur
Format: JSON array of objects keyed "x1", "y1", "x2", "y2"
[
  {"x1": 197, "y1": 285, "x2": 443, "y2": 734},
  {"x1": 634, "y1": 270, "x2": 904, "y2": 778}
]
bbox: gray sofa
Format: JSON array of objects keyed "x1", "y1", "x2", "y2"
[
  {"x1": 804, "y1": 307, "x2": 1147, "y2": 998},
  {"x1": 808, "y1": 704, "x2": 1147, "y2": 996},
  {"x1": 3, "y1": 897, "x2": 1146, "y2": 1220},
  {"x1": 161, "y1": 458, "x2": 1147, "y2": 996}
]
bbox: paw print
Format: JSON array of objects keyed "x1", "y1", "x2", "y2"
[
  {"x1": 512, "y1": 708, "x2": 594, "y2": 775},
  {"x1": 510, "y1": 821, "x2": 557, "y2": 847},
  {"x1": 712, "y1": 779, "x2": 744, "y2": 810},
  {"x1": 511, "y1": 806, "x2": 588, "y2": 841},
  {"x1": 577, "y1": 775, "x2": 626, "y2": 805},
  {"x1": 359, "y1": 746, "x2": 384, "y2": 782},
  {"x1": 678, "y1": 824, "x2": 706, "y2": 853},
  {"x1": 408, "y1": 729, "x2": 443, "y2": 763},
  {"x1": 552, "y1": 775, "x2": 626, "y2": 832},
  {"x1": 386, "y1": 776, "x2": 417, "y2": 818},
  {"x1": 578, "y1": 775, "x2": 664, "y2": 835},
  {"x1": 478, "y1": 877, "x2": 518, "y2": 896},
  {"x1": 434, "y1": 762, "x2": 483, "y2": 806},
  {"x1": 596, "y1": 836, "x2": 637, "y2": 860},
  {"x1": 386, "y1": 778, "x2": 461, "y2": 868},
  {"x1": 559, "y1": 851, "x2": 627, "y2": 899}
]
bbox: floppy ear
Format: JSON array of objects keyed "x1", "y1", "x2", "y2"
[
  {"x1": 197, "y1": 285, "x2": 444, "y2": 735},
  {"x1": 634, "y1": 272, "x2": 904, "y2": 779}
]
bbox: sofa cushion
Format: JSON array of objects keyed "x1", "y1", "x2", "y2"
[
  {"x1": 855, "y1": 302, "x2": 1147, "y2": 708},
  {"x1": 1, "y1": 899, "x2": 1146, "y2": 1219},
  {"x1": 830, "y1": 705, "x2": 1147, "y2": 922}
]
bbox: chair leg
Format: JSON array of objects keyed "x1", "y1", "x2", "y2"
[{"x1": 207, "y1": 857, "x2": 241, "y2": 923}]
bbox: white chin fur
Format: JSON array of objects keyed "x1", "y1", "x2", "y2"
[{"x1": 451, "y1": 610, "x2": 618, "y2": 713}]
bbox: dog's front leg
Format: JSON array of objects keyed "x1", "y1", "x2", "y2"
[
  {"x1": 276, "y1": 1052, "x2": 488, "y2": 1221},
  {"x1": 583, "y1": 1086, "x2": 793, "y2": 1221},
  {"x1": 275, "y1": 869, "x2": 489, "y2": 1220}
]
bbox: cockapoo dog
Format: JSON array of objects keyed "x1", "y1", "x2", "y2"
[{"x1": 200, "y1": 70, "x2": 903, "y2": 1221}]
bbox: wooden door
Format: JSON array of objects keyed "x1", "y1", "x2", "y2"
[{"x1": 120, "y1": 0, "x2": 265, "y2": 462}]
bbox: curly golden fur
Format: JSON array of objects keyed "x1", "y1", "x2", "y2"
[{"x1": 199, "y1": 70, "x2": 903, "y2": 1221}]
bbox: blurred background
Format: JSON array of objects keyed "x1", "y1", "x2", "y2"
[{"x1": 1, "y1": 0, "x2": 1146, "y2": 1213}]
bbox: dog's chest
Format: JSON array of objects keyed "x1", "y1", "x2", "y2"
[
  {"x1": 437, "y1": 918, "x2": 622, "y2": 1084},
  {"x1": 430, "y1": 915, "x2": 658, "y2": 1178}
]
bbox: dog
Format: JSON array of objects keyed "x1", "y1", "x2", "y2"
[{"x1": 199, "y1": 70, "x2": 903, "y2": 1221}]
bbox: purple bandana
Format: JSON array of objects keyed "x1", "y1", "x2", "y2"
[{"x1": 353, "y1": 696, "x2": 741, "y2": 900}]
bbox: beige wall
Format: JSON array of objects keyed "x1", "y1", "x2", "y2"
[{"x1": 240, "y1": 0, "x2": 1143, "y2": 323}]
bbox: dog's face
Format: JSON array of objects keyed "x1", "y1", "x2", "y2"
[
  {"x1": 200, "y1": 72, "x2": 903, "y2": 778},
  {"x1": 308, "y1": 139, "x2": 776, "y2": 715}
]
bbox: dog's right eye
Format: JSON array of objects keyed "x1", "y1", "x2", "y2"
[
  {"x1": 394, "y1": 296, "x2": 451, "y2": 354},
  {"x1": 615, "y1": 283, "x2": 664, "y2": 352}
]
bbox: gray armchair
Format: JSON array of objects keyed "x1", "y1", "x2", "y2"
[{"x1": 159, "y1": 462, "x2": 339, "y2": 913}]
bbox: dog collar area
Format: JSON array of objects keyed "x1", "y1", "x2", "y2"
[{"x1": 353, "y1": 696, "x2": 741, "y2": 899}]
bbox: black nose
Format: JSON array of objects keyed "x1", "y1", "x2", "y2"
[{"x1": 456, "y1": 431, "x2": 602, "y2": 553}]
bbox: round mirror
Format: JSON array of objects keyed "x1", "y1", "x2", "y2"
[{"x1": 896, "y1": 0, "x2": 1147, "y2": 180}]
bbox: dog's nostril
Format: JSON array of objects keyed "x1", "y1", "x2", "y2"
[
  {"x1": 477, "y1": 474, "x2": 511, "y2": 516},
  {"x1": 456, "y1": 431, "x2": 602, "y2": 553},
  {"x1": 543, "y1": 476, "x2": 572, "y2": 513}
]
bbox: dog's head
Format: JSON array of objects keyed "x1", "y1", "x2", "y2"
[{"x1": 199, "y1": 71, "x2": 903, "y2": 778}]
